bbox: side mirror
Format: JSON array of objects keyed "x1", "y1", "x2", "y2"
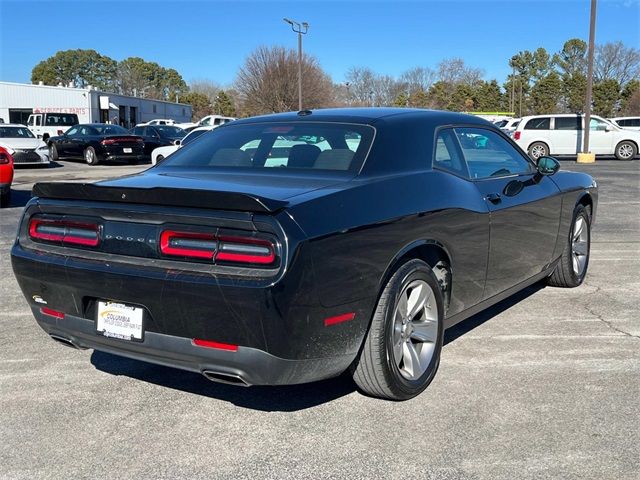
[
  {"x1": 605, "y1": 124, "x2": 613, "y2": 132},
  {"x1": 536, "y1": 156, "x2": 560, "y2": 176}
]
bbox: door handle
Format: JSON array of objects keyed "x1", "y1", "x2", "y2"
[{"x1": 485, "y1": 193, "x2": 502, "y2": 204}]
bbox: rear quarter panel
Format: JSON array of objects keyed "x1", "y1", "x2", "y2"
[{"x1": 287, "y1": 170, "x2": 490, "y2": 317}]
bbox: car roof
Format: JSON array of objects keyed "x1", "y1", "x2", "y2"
[
  {"x1": 610, "y1": 116, "x2": 640, "y2": 120},
  {"x1": 229, "y1": 107, "x2": 491, "y2": 127}
]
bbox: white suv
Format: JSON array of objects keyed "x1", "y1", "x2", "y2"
[
  {"x1": 513, "y1": 114, "x2": 640, "y2": 160},
  {"x1": 609, "y1": 117, "x2": 640, "y2": 131}
]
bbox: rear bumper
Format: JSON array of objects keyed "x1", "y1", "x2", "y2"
[
  {"x1": 103, "y1": 154, "x2": 148, "y2": 163},
  {"x1": 33, "y1": 307, "x2": 354, "y2": 385}
]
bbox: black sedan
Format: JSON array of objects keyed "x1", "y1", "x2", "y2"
[
  {"x1": 11, "y1": 108, "x2": 597, "y2": 400},
  {"x1": 48, "y1": 124, "x2": 146, "y2": 165},
  {"x1": 130, "y1": 125, "x2": 186, "y2": 156}
]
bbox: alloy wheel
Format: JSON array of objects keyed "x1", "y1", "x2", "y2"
[
  {"x1": 530, "y1": 144, "x2": 546, "y2": 159},
  {"x1": 571, "y1": 215, "x2": 589, "y2": 276},
  {"x1": 392, "y1": 279, "x2": 439, "y2": 380},
  {"x1": 618, "y1": 143, "x2": 634, "y2": 160}
]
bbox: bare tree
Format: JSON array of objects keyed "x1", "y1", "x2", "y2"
[
  {"x1": 344, "y1": 67, "x2": 378, "y2": 105},
  {"x1": 235, "y1": 46, "x2": 333, "y2": 115},
  {"x1": 400, "y1": 67, "x2": 436, "y2": 94},
  {"x1": 437, "y1": 58, "x2": 484, "y2": 86},
  {"x1": 594, "y1": 41, "x2": 640, "y2": 86},
  {"x1": 189, "y1": 79, "x2": 221, "y2": 104}
]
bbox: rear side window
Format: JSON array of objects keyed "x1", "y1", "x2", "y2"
[
  {"x1": 524, "y1": 117, "x2": 551, "y2": 130},
  {"x1": 45, "y1": 114, "x2": 78, "y2": 126},
  {"x1": 161, "y1": 122, "x2": 375, "y2": 172},
  {"x1": 454, "y1": 127, "x2": 534, "y2": 179},
  {"x1": 554, "y1": 117, "x2": 581, "y2": 130},
  {"x1": 433, "y1": 128, "x2": 467, "y2": 177}
]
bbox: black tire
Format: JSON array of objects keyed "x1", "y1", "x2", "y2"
[
  {"x1": 351, "y1": 259, "x2": 444, "y2": 401},
  {"x1": 84, "y1": 146, "x2": 99, "y2": 165},
  {"x1": 614, "y1": 140, "x2": 637, "y2": 161},
  {"x1": 49, "y1": 143, "x2": 58, "y2": 161},
  {"x1": 548, "y1": 204, "x2": 591, "y2": 288},
  {"x1": 0, "y1": 189, "x2": 11, "y2": 208},
  {"x1": 528, "y1": 142, "x2": 549, "y2": 160}
]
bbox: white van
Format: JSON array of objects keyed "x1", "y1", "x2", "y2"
[
  {"x1": 513, "y1": 114, "x2": 640, "y2": 160},
  {"x1": 27, "y1": 112, "x2": 79, "y2": 141}
]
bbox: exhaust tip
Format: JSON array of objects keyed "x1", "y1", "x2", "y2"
[
  {"x1": 49, "y1": 334, "x2": 80, "y2": 349},
  {"x1": 202, "y1": 370, "x2": 250, "y2": 387}
]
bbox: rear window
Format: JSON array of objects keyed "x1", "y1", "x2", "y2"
[
  {"x1": 160, "y1": 122, "x2": 375, "y2": 172},
  {"x1": 45, "y1": 114, "x2": 78, "y2": 126},
  {"x1": 524, "y1": 117, "x2": 551, "y2": 130},
  {"x1": 92, "y1": 125, "x2": 130, "y2": 135},
  {"x1": 0, "y1": 126, "x2": 35, "y2": 138}
]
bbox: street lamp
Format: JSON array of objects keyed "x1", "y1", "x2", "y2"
[
  {"x1": 581, "y1": 0, "x2": 597, "y2": 163},
  {"x1": 283, "y1": 17, "x2": 309, "y2": 111}
]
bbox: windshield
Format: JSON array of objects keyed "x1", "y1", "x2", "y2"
[
  {"x1": 182, "y1": 129, "x2": 209, "y2": 146},
  {"x1": 159, "y1": 122, "x2": 375, "y2": 172},
  {"x1": 156, "y1": 125, "x2": 186, "y2": 137},
  {"x1": 0, "y1": 126, "x2": 36, "y2": 138},
  {"x1": 93, "y1": 124, "x2": 130, "y2": 135}
]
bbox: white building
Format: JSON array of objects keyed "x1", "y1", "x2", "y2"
[{"x1": 0, "y1": 81, "x2": 192, "y2": 128}]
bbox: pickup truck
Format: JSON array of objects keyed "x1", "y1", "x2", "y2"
[{"x1": 27, "y1": 113, "x2": 79, "y2": 141}]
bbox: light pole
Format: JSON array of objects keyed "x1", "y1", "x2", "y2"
[
  {"x1": 283, "y1": 18, "x2": 309, "y2": 111},
  {"x1": 582, "y1": 0, "x2": 597, "y2": 157}
]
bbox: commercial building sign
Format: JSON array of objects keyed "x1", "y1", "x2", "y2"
[{"x1": 33, "y1": 107, "x2": 88, "y2": 114}]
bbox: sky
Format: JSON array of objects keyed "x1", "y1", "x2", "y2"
[{"x1": 0, "y1": 0, "x2": 638, "y2": 88}]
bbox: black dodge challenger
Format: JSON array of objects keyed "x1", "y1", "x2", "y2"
[{"x1": 11, "y1": 108, "x2": 597, "y2": 400}]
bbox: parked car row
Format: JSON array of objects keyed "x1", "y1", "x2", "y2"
[{"x1": 512, "y1": 114, "x2": 640, "y2": 160}]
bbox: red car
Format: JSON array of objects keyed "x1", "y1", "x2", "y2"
[{"x1": 0, "y1": 146, "x2": 14, "y2": 207}]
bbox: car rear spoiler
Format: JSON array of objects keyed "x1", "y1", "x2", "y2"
[{"x1": 31, "y1": 182, "x2": 288, "y2": 213}]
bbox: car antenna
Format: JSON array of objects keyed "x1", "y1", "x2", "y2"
[{"x1": 297, "y1": 110, "x2": 313, "y2": 116}]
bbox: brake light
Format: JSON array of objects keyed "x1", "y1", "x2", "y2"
[
  {"x1": 101, "y1": 137, "x2": 143, "y2": 145},
  {"x1": 514, "y1": 131, "x2": 521, "y2": 140},
  {"x1": 160, "y1": 230, "x2": 217, "y2": 259},
  {"x1": 159, "y1": 229, "x2": 277, "y2": 265},
  {"x1": 215, "y1": 236, "x2": 276, "y2": 265},
  {"x1": 0, "y1": 148, "x2": 12, "y2": 165},
  {"x1": 29, "y1": 218, "x2": 100, "y2": 246}
]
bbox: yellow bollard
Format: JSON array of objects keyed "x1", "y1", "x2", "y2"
[{"x1": 577, "y1": 152, "x2": 596, "y2": 163}]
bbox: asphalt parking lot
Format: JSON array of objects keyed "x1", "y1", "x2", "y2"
[{"x1": 1, "y1": 159, "x2": 638, "y2": 480}]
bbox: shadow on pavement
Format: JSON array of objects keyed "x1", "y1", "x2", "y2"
[
  {"x1": 90, "y1": 351, "x2": 356, "y2": 411},
  {"x1": 90, "y1": 281, "x2": 547, "y2": 410},
  {"x1": 444, "y1": 281, "x2": 546, "y2": 345}
]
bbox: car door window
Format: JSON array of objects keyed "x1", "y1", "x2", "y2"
[
  {"x1": 554, "y1": 117, "x2": 581, "y2": 130},
  {"x1": 589, "y1": 118, "x2": 608, "y2": 131},
  {"x1": 454, "y1": 127, "x2": 535, "y2": 179},
  {"x1": 433, "y1": 128, "x2": 468, "y2": 177},
  {"x1": 65, "y1": 126, "x2": 79, "y2": 137},
  {"x1": 133, "y1": 126, "x2": 145, "y2": 136}
]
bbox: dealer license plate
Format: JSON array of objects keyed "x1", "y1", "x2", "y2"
[
  {"x1": 123, "y1": 147, "x2": 132, "y2": 153},
  {"x1": 96, "y1": 301, "x2": 143, "y2": 341}
]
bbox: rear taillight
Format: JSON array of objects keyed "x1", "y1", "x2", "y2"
[
  {"x1": 101, "y1": 137, "x2": 143, "y2": 145},
  {"x1": 514, "y1": 131, "x2": 521, "y2": 140},
  {"x1": 216, "y1": 236, "x2": 276, "y2": 265},
  {"x1": 0, "y1": 149, "x2": 12, "y2": 165},
  {"x1": 160, "y1": 230, "x2": 217, "y2": 259},
  {"x1": 159, "y1": 229, "x2": 277, "y2": 266},
  {"x1": 29, "y1": 218, "x2": 100, "y2": 247}
]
